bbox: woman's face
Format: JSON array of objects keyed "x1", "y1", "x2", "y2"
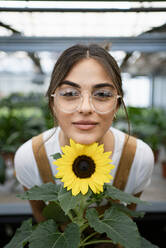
[{"x1": 52, "y1": 58, "x2": 118, "y2": 145}]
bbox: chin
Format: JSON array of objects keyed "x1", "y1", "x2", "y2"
[{"x1": 71, "y1": 135, "x2": 99, "y2": 145}]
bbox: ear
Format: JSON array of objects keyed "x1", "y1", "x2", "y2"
[
  {"x1": 52, "y1": 104, "x2": 56, "y2": 114},
  {"x1": 51, "y1": 103, "x2": 59, "y2": 126},
  {"x1": 50, "y1": 99, "x2": 56, "y2": 115},
  {"x1": 114, "y1": 104, "x2": 119, "y2": 114}
]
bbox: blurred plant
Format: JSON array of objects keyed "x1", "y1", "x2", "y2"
[
  {"x1": 114, "y1": 106, "x2": 166, "y2": 152},
  {"x1": 0, "y1": 112, "x2": 46, "y2": 153},
  {"x1": 0, "y1": 92, "x2": 54, "y2": 154}
]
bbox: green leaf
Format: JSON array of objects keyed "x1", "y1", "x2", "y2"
[
  {"x1": 86, "y1": 207, "x2": 141, "y2": 248},
  {"x1": 42, "y1": 202, "x2": 70, "y2": 223},
  {"x1": 52, "y1": 153, "x2": 62, "y2": 160},
  {"x1": 29, "y1": 220, "x2": 80, "y2": 248},
  {"x1": 58, "y1": 187, "x2": 81, "y2": 215},
  {"x1": 141, "y1": 237, "x2": 159, "y2": 248},
  {"x1": 105, "y1": 185, "x2": 146, "y2": 205},
  {"x1": 64, "y1": 223, "x2": 80, "y2": 248},
  {"x1": 29, "y1": 220, "x2": 62, "y2": 248},
  {"x1": 17, "y1": 183, "x2": 61, "y2": 202},
  {"x1": 111, "y1": 202, "x2": 145, "y2": 218},
  {"x1": 4, "y1": 219, "x2": 33, "y2": 248}
]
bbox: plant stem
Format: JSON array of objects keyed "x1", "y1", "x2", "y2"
[
  {"x1": 67, "y1": 210, "x2": 74, "y2": 222},
  {"x1": 80, "y1": 222, "x2": 89, "y2": 233},
  {"x1": 98, "y1": 213, "x2": 104, "y2": 219},
  {"x1": 81, "y1": 232, "x2": 98, "y2": 243},
  {"x1": 74, "y1": 195, "x2": 89, "y2": 227},
  {"x1": 80, "y1": 239, "x2": 113, "y2": 247}
]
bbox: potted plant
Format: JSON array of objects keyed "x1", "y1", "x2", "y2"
[{"x1": 5, "y1": 140, "x2": 159, "y2": 248}]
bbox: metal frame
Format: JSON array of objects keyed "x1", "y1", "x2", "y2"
[
  {"x1": 0, "y1": 35, "x2": 166, "y2": 52},
  {"x1": 1, "y1": 7, "x2": 166, "y2": 12},
  {"x1": 1, "y1": 0, "x2": 166, "y2": 1}
]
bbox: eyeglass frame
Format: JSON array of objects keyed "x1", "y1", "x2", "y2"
[{"x1": 51, "y1": 89, "x2": 121, "y2": 114}]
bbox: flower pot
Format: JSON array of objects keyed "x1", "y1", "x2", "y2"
[{"x1": 161, "y1": 160, "x2": 166, "y2": 178}]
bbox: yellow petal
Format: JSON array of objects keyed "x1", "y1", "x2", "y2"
[
  {"x1": 89, "y1": 181, "x2": 97, "y2": 194},
  {"x1": 85, "y1": 143, "x2": 98, "y2": 156},
  {"x1": 55, "y1": 171, "x2": 64, "y2": 178},
  {"x1": 96, "y1": 166, "x2": 111, "y2": 173},
  {"x1": 61, "y1": 172, "x2": 75, "y2": 182},
  {"x1": 64, "y1": 176, "x2": 75, "y2": 187},
  {"x1": 67, "y1": 178, "x2": 77, "y2": 190},
  {"x1": 72, "y1": 179, "x2": 81, "y2": 196},
  {"x1": 80, "y1": 180, "x2": 89, "y2": 195},
  {"x1": 70, "y1": 139, "x2": 77, "y2": 148},
  {"x1": 91, "y1": 174, "x2": 104, "y2": 185},
  {"x1": 94, "y1": 182, "x2": 103, "y2": 192}
]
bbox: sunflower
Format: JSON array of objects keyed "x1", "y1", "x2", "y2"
[{"x1": 53, "y1": 139, "x2": 114, "y2": 196}]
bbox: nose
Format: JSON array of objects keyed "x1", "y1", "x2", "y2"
[{"x1": 78, "y1": 92, "x2": 93, "y2": 114}]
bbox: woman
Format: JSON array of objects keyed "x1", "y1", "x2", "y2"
[{"x1": 14, "y1": 44, "x2": 154, "y2": 224}]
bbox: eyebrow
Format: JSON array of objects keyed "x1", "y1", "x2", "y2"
[
  {"x1": 59, "y1": 80, "x2": 81, "y2": 88},
  {"x1": 93, "y1": 83, "x2": 115, "y2": 90},
  {"x1": 59, "y1": 80, "x2": 115, "y2": 90}
]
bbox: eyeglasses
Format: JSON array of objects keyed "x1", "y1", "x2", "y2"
[{"x1": 51, "y1": 87, "x2": 121, "y2": 114}]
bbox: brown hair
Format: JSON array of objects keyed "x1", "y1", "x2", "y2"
[{"x1": 46, "y1": 44, "x2": 129, "y2": 132}]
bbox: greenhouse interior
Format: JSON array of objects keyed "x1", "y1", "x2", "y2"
[{"x1": 0, "y1": 1, "x2": 166, "y2": 247}]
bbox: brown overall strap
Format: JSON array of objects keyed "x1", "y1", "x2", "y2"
[
  {"x1": 113, "y1": 134, "x2": 137, "y2": 190},
  {"x1": 32, "y1": 133, "x2": 55, "y2": 184}
]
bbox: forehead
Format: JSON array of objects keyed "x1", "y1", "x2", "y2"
[{"x1": 64, "y1": 58, "x2": 113, "y2": 87}]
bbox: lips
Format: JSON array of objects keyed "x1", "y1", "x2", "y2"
[{"x1": 72, "y1": 120, "x2": 98, "y2": 130}]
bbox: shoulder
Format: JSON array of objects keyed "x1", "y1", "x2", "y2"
[
  {"x1": 111, "y1": 127, "x2": 154, "y2": 194},
  {"x1": 14, "y1": 137, "x2": 36, "y2": 188},
  {"x1": 14, "y1": 128, "x2": 56, "y2": 162},
  {"x1": 112, "y1": 126, "x2": 154, "y2": 167},
  {"x1": 135, "y1": 138, "x2": 154, "y2": 163},
  {"x1": 14, "y1": 138, "x2": 33, "y2": 165},
  {"x1": 134, "y1": 137, "x2": 154, "y2": 180},
  {"x1": 111, "y1": 126, "x2": 154, "y2": 162},
  {"x1": 14, "y1": 127, "x2": 58, "y2": 188},
  {"x1": 128, "y1": 137, "x2": 154, "y2": 194}
]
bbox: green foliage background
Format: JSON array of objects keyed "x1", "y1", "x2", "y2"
[{"x1": 0, "y1": 92, "x2": 54, "y2": 153}]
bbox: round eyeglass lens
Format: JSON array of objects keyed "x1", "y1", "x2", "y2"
[
  {"x1": 55, "y1": 92, "x2": 81, "y2": 113},
  {"x1": 91, "y1": 95, "x2": 117, "y2": 114}
]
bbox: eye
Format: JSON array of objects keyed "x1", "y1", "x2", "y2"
[
  {"x1": 59, "y1": 88, "x2": 80, "y2": 97},
  {"x1": 93, "y1": 90, "x2": 114, "y2": 99}
]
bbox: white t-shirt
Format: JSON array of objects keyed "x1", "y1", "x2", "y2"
[{"x1": 14, "y1": 127, "x2": 154, "y2": 195}]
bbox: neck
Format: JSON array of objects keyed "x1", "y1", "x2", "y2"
[
  {"x1": 59, "y1": 129, "x2": 70, "y2": 147},
  {"x1": 101, "y1": 129, "x2": 114, "y2": 157}
]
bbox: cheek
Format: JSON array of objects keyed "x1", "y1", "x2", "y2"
[
  {"x1": 54, "y1": 108, "x2": 71, "y2": 128},
  {"x1": 58, "y1": 115, "x2": 70, "y2": 127},
  {"x1": 101, "y1": 113, "x2": 114, "y2": 128},
  {"x1": 52, "y1": 103, "x2": 62, "y2": 121}
]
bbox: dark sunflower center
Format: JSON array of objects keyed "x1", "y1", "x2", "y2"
[{"x1": 72, "y1": 155, "x2": 95, "y2": 178}]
